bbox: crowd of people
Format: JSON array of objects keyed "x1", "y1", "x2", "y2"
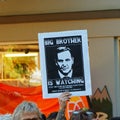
[{"x1": 0, "y1": 92, "x2": 99, "y2": 120}]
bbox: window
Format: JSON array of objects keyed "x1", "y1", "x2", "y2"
[{"x1": 0, "y1": 44, "x2": 41, "y2": 87}]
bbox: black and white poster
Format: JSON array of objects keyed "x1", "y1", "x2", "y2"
[{"x1": 38, "y1": 30, "x2": 92, "y2": 98}]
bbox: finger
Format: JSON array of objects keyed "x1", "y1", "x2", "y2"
[{"x1": 59, "y1": 92, "x2": 72, "y2": 98}]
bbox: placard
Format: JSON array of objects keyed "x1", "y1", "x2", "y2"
[{"x1": 38, "y1": 30, "x2": 92, "y2": 98}]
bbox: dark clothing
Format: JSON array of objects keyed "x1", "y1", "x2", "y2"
[
  {"x1": 47, "y1": 68, "x2": 85, "y2": 94},
  {"x1": 47, "y1": 68, "x2": 83, "y2": 80}
]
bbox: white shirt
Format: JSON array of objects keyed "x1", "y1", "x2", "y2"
[{"x1": 58, "y1": 70, "x2": 73, "y2": 79}]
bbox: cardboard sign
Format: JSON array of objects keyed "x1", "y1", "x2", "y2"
[{"x1": 38, "y1": 30, "x2": 92, "y2": 98}]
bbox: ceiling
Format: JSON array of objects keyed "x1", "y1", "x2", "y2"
[{"x1": 0, "y1": 0, "x2": 120, "y2": 16}]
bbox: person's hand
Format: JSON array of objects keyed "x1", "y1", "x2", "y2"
[
  {"x1": 56, "y1": 92, "x2": 71, "y2": 120},
  {"x1": 58, "y1": 92, "x2": 72, "y2": 111}
]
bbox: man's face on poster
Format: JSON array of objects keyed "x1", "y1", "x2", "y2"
[{"x1": 56, "y1": 50, "x2": 74, "y2": 76}]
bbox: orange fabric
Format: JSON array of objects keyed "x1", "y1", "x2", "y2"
[
  {"x1": 66, "y1": 96, "x2": 89, "y2": 119},
  {"x1": 0, "y1": 83, "x2": 89, "y2": 119},
  {"x1": 0, "y1": 83, "x2": 58, "y2": 116}
]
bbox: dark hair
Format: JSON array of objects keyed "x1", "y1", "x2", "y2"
[
  {"x1": 70, "y1": 109, "x2": 97, "y2": 120},
  {"x1": 70, "y1": 110, "x2": 82, "y2": 120},
  {"x1": 47, "y1": 112, "x2": 58, "y2": 120},
  {"x1": 83, "y1": 109, "x2": 97, "y2": 120},
  {"x1": 42, "y1": 114, "x2": 46, "y2": 120},
  {"x1": 55, "y1": 46, "x2": 73, "y2": 60}
]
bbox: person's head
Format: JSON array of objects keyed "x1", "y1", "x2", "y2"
[
  {"x1": 70, "y1": 109, "x2": 97, "y2": 120},
  {"x1": 47, "y1": 112, "x2": 58, "y2": 120},
  {"x1": 83, "y1": 109, "x2": 97, "y2": 120},
  {"x1": 70, "y1": 110, "x2": 79, "y2": 120},
  {"x1": 12, "y1": 101, "x2": 43, "y2": 120},
  {"x1": 55, "y1": 46, "x2": 74, "y2": 76}
]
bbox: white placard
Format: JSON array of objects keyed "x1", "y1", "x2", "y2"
[{"x1": 38, "y1": 30, "x2": 92, "y2": 98}]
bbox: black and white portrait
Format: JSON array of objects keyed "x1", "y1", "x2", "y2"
[{"x1": 38, "y1": 30, "x2": 92, "y2": 98}]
